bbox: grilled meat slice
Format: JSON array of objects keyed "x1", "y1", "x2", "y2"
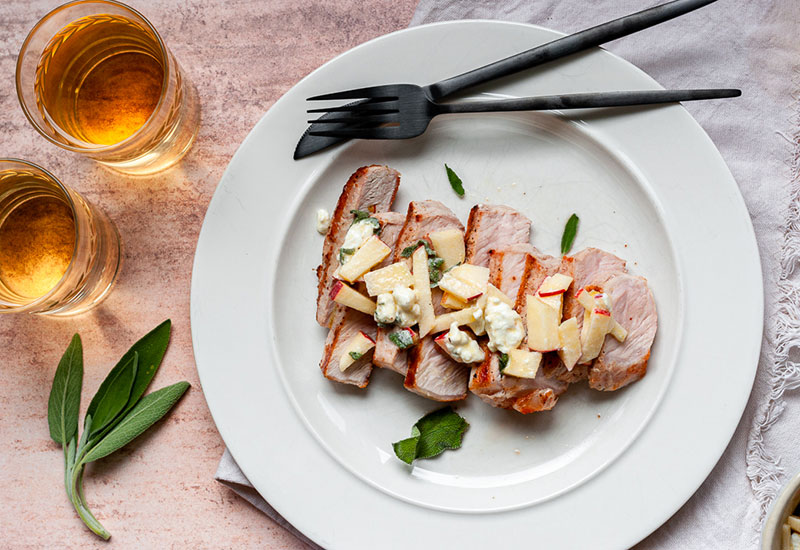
[
  {"x1": 316, "y1": 165, "x2": 400, "y2": 327},
  {"x1": 488, "y1": 243, "x2": 535, "y2": 299},
  {"x1": 319, "y1": 306, "x2": 376, "y2": 388},
  {"x1": 589, "y1": 274, "x2": 657, "y2": 391},
  {"x1": 464, "y1": 205, "x2": 532, "y2": 267},
  {"x1": 405, "y1": 338, "x2": 471, "y2": 401},
  {"x1": 396, "y1": 201, "x2": 468, "y2": 399},
  {"x1": 470, "y1": 348, "x2": 568, "y2": 413}
]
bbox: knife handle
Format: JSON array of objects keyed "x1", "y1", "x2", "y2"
[{"x1": 426, "y1": 0, "x2": 718, "y2": 100}]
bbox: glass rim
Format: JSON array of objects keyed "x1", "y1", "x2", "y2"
[
  {"x1": 15, "y1": 0, "x2": 171, "y2": 154},
  {"x1": 0, "y1": 158, "x2": 80, "y2": 311}
]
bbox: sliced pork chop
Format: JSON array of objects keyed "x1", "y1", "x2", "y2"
[
  {"x1": 371, "y1": 211, "x2": 405, "y2": 269},
  {"x1": 489, "y1": 243, "x2": 535, "y2": 299},
  {"x1": 316, "y1": 165, "x2": 400, "y2": 327},
  {"x1": 589, "y1": 274, "x2": 657, "y2": 391},
  {"x1": 319, "y1": 306, "x2": 377, "y2": 388},
  {"x1": 464, "y1": 205, "x2": 532, "y2": 267},
  {"x1": 397, "y1": 201, "x2": 468, "y2": 400},
  {"x1": 563, "y1": 248, "x2": 627, "y2": 323},
  {"x1": 405, "y1": 339, "x2": 471, "y2": 401},
  {"x1": 470, "y1": 347, "x2": 568, "y2": 413}
]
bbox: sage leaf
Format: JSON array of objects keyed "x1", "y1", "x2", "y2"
[
  {"x1": 445, "y1": 164, "x2": 465, "y2": 197},
  {"x1": 48, "y1": 334, "x2": 83, "y2": 445},
  {"x1": 560, "y1": 214, "x2": 579, "y2": 256},
  {"x1": 86, "y1": 352, "x2": 138, "y2": 436},
  {"x1": 82, "y1": 381, "x2": 189, "y2": 464},
  {"x1": 392, "y1": 426, "x2": 421, "y2": 465},
  {"x1": 392, "y1": 407, "x2": 469, "y2": 464},
  {"x1": 498, "y1": 353, "x2": 509, "y2": 372}
]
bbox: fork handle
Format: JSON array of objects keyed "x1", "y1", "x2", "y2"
[
  {"x1": 436, "y1": 89, "x2": 741, "y2": 114},
  {"x1": 427, "y1": 0, "x2": 718, "y2": 100}
]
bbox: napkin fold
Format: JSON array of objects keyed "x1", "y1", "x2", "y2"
[{"x1": 216, "y1": 1, "x2": 800, "y2": 548}]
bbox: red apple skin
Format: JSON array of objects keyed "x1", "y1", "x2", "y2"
[
  {"x1": 329, "y1": 280, "x2": 344, "y2": 299},
  {"x1": 538, "y1": 288, "x2": 567, "y2": 298},
  {"x1": 359, "y1": 330, "x2": 376, "y2": 344},
  {"x1": 434, "y1": 332, "x2": 447, "y2": 342},
  {"x1": 594, "y1": 309, "x2": 611, "y2": 316},
  {"x1": 465, "y1": 292, "x2": 483, "y2": 302},
  {"x1": 575, "y1": 288, "x2": 585, "y2": 298}
]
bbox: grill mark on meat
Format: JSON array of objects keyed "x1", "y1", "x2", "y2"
[
  {"x1": 316, "y1": 165, "x2": 400, "y2": 327},
  {"x1": 489, "y1": 243, "x2": 535, "y2": 299},
  {"x1": 464, "y1": 205, "x2": 531, "y2": 267},
  {"x1": 319, "y1": 306, "x2": 376, "y2": 388}
]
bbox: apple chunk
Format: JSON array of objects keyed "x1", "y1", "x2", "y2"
[
  {"x1": 339, "y1": 331, "x2": 375, "y2": 371},
  {"x1": 502, "y1": 348, "x2": 543, "y2": 379},
  {"x1": 330, "y1": 280, "x2": 376, "y2": 315},
  {"x1": 557, "y1": 317, "x2": 581, "y2": 371},
  {"x1": 412, "y1": 246, "x2": 435, "y2": 338},
  {"x1": 579, "y1": 308, "x2": 613, "y2": 363},
  {"x1": 337, "y1": 236, "x2": 391, "y2": 282},
  {"x1": 537, "y1": 273, "x2": 573, "y2": 310},
  {"x1": 441, "y1": 291, "x2": 469, "y2": 310},
  {"x1": 428, "y1": 229, "x2": 465, "y2": 270},
  {"x1": 526, "y1": 294, "x2": 560, "y2": 352},
  {"x1": 438, "y1": 264, "x2": 490, "y2": 301},
  {"x1": 363, "y1": 262, "x2": 414, "y2": 296},
  {"x1": 431, "y1": 307, "x2": 481, "y2": 334},
  {"x1": 610, "y1": 320, "x2": 627, "y2": 342}
]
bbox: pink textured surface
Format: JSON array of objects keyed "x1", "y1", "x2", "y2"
[{"x1": 0, "y1": 1, "x2": 416, "y2": 547}]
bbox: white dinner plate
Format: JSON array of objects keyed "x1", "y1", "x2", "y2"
[{"x1": 191, "y1": 20, "x2": 762, "y2": 549}]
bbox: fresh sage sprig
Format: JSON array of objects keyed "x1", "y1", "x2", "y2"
[
  {"x1": 47, "y1": 320, "x2": 189, "y2": 540},
  {"x1": 392, "y1": 407, "x2": 469, "y2": 464},
  {"x1": 560, "y1": 213, "x2": 580, "y2": 255}
]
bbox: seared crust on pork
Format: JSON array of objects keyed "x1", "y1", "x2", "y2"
[
  {"x1": 316, "y1": 166, "x2": 400, "y2": 327},
  {"x1": 465, "y1": 205, "x2": 532, "y2": 267},
  {"x1": 320, "y1": 307, "x2": 377, "y2": 388},
  {"x1": 489, "y1": 243, "x2": 535, "y2": 300}
]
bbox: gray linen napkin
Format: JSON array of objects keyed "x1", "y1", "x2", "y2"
[{"x1": 217, "y1": 1, "x2": 800, "y2": 548}]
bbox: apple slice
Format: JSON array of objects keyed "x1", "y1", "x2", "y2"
[
  {"x1": 337, "y1": 235, "x2": 391, "y2": 282},
  {"x1": 579, "y1": 308, "x2": 613, "y2": 363},
  {"x1": 441, "y1": 291, "x2": 469, "y2": 310},
  {"x1": 557, "y1": 317, "x2": 581, "y2": 371},
  {"x1": 339, "y1": 331, "x2": 376, "y2": 371},
  {"x1": 438, "y1": 271, "x2": 484, "y2": 302},
  {"x1": 538, "y1": 273, "x2": 573, "y2": 297},
  {"x1": 449, "y1": 264, "x2": 490, "y2": 292},
  {"x1": 431, "y1": 306, "x2": 481, "y2": 334},
  {"x1": 428, "y1": 229, "x2": 465, "y2": 270},
  {"x1": 502, "y1": 348, "x2": 543, "y2": 379},
  {"x1": 486, "y1": 283, "x2": 514, "y2": 307},
  {"x1": 363, "y1": 262, "x2": 414, "y2": 296},
  {"x1": 330, "y1": 280, "x2": 377, "y2": 315},
  {"x1": 610, "y1": 319, "x2": 627, "y2": 342},
  {"x1": 575, "y1": 287, "x2": 595, "y2": 310},
  {"x1": 526, "y1": 294, "x2": 560, "y2": 352},
  {"x1": 412, "y1": 245, "x2": 435, "y2": 338}
]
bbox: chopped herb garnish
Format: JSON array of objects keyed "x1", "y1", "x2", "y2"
[
  {"x1": 338, "y1": 247, "x2": 355, "y2": 264},
  {"x1": 388, "y1": 329, "x2": 415, "y2": 350},
  {"x1": 350, "y1": 209, "x2": 371, "y2": 222},
  {"x1": 498, "y1": 353, "x2": 509, "y2": 372},
  {"x1": 445, "y1": 164, "x2": 465, "y2": 197},
  {"x1": 349, "y1": 351, "x2": 364, "y2": 361},
  {"x1": 392, "y1": 406, "x2": 469, "y2": 464},
  {"x1": 401, "y1": 240, "x2": 436, "y2": 258},
  {"x1": 428, "y1": 256, "x2": 444, "y2": 287},
  {"x1": 560, "y1": 214, "x2": 579, "y2": 256}
]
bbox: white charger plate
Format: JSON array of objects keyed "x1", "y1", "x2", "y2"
[{"x1": 191, "y1": 20, "x2": 762, "y2": 549}]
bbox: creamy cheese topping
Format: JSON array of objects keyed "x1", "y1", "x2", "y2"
[
  {"x1": 445, "y1": 322, "x2": 485, "y2": 363},
  {"x1": 340, "y1": 219, "x2": 376, "y2": 264},
  {"x1": 484, "y1": 296, "x2": 524, "y2": 353},
  {"x1": 393, "y1": 285, "x2": 420, "y2": 327},
  {"x1": 374, "y1": 292, "x2": 397, "y2": 324},
  {"x1": 315, "y1": 209, "x2": 331, "y2": 235}
]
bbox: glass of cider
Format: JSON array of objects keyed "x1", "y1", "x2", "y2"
[
  {"x1": 16, "y1": 1, "x2": 199, "y2": 175},
  {"x1": 0, "y1": 159, "x2": 121, "y2": 315}
]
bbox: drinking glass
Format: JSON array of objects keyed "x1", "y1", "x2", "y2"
[
  {"x1": 16, "y1": 0, "x2": 199, "y2": 175},
  {"x1": 0, "y1": 159, "x2": 121, "y2": 315}
]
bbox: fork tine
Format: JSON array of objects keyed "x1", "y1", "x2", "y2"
[
  {"x1": 308, "y1": 127, "x2": 400, "y2": 139},
  {"x1": 307, "y1": 103, "x2": 397, "y2": 114},
  {"x1": 307, "y1": 85, "x2": 399, "y2": 101},
  {"x1": 306, "y1": 115, "x2": 394, "y2": 124}
]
